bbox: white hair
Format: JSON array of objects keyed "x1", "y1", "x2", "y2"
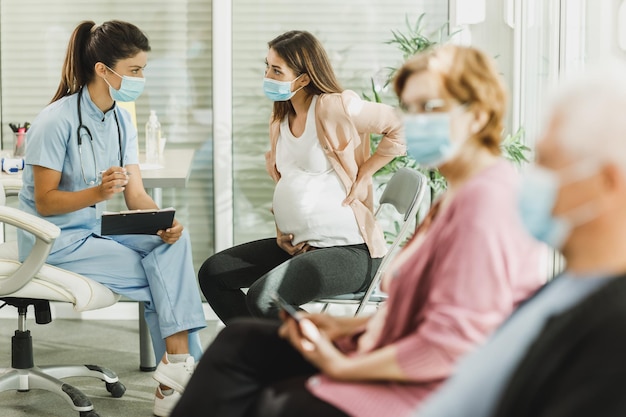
[{"x1": 547, "y1": 61, "x2": 626, "y2": 170}]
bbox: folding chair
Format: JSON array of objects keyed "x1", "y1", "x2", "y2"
[{"x1": 317, "y1": 167, "x2": 428, "y2": 316}]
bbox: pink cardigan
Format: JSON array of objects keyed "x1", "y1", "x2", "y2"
[
  {"x1": 265, "y1": 91, "x2": 406, "y2": 258},
  {"x1": 307, "y1": 160, "x2": 546, "y2": 417}
]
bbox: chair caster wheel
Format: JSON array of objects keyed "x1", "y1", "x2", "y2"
[
  {"x1": 80, "y1": 411, "x2": 100, "y2": 417},
  {"x1": 106, "y1": 381, "x2": 126, "y2": 398}
]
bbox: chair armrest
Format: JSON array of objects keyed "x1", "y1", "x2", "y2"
[
  {"x1": 0, "y1": 178, "x2": 23, "y2": 197},
  {"x1": 0, "y1": 206, "x2": 60, "y2": 295},
  {"x1": 0, "y1": 206, "x2": 60, "y2": 244}
]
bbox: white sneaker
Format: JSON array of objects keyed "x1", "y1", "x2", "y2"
[
  {"x1": 153, "y1": 386, "x2": 181, "y2": 417},
  {"x1": 152, "y1": 353, "x2": 195, "y2": 393}
]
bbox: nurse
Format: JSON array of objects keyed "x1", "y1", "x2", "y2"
[{"x1": 16, "y1": 20, "x2": 205, "y2": 416}]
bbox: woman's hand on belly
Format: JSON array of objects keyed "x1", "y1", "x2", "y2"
[{"x1": 276, "y1": 227, "x2": 311, "y2": 256}]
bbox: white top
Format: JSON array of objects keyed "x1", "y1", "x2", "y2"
[{"x1": 273, "y1": 95, "x2": 364, "y2": 247}]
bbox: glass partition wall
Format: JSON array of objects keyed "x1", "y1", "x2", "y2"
[
  {"x1": 5, "y1": 0, "x2": 614, "y2": 279},
  {"x1": 517, "y1": 0, "x2": 626, "y2": 278},
  {"x1": 1, "y1": 0, "x2": 450, "y2": 271},
  {"x1": 230, "y1": 0, "x2": 449, "y2": 245}
]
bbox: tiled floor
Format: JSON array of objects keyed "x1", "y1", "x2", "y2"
[{"x1": 0, "y1": 318, "x2": 222, "y2": 417}]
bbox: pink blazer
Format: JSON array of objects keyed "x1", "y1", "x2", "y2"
[{"x1": 264, "y1": 91, "x2": 406, "y2": 258}]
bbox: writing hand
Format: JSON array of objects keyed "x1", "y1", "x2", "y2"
[{"x1": 98, "y1": 167, "x2": 129, "y2": 199}]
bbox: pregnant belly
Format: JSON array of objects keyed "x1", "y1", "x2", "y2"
[{"x1": 272, "y1": 172, "x2": 360, "y2": 245}]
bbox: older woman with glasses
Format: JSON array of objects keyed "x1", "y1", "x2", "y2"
[{"x1": 172, "y1": 44, "x2": 545, "y2": 417}]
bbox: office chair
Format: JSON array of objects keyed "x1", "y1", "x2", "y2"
[
  {"x1": 0, "y1": 182, "x2": 126, "y2": 417},
  {"x1": 317, "y1": 167, "x2": 428, "y2": 316}
]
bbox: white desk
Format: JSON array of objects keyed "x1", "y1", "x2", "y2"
[
  {"x1": 0, "y1": 148, "x2": 195, "y2": 190},
  {"x1": 0, "y1": 147, "x2": 196, "y2": 371},
  {"x1": 140, "y1": 148, "x2": 195, "y2": 189}
]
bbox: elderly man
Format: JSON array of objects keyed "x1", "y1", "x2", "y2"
[{"x1": 415, "y1": 65, "x2": 626, "y2": 417}]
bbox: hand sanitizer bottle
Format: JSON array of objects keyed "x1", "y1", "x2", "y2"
[{"x1": 145, "y1": 110, "x2": 161, "y2": 164}]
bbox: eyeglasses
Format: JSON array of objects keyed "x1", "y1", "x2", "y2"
[{"x1": 399, "y1": 98, "x2": 447, "y2": 115}]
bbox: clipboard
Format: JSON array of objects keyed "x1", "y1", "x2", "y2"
[{"x1": 101, "y1": 207, "x2": 176, "y2": 236}]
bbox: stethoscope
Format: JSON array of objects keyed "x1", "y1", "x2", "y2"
[{"x1": 77, "y1": 87, "x2": 123, "y2": 185}]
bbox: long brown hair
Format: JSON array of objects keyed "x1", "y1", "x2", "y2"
[
  {"x1": 268, "y1": 31, "x2": 343, "y2": 122},
  {"x1": 51, "y1": 20, "x2": 151, "y2": 103},
  {"x1": 394, "y1": 44, "x2": 507, "y2": 155}
]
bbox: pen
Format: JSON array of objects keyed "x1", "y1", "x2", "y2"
[{"x1": 99, "y1": 170, "x2": 131, "y2": 175}]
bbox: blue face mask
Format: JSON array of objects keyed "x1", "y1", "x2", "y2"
[
  {"x1": 105, "y1": 66, "x2": 146, "y2": 102},
  {"x1": 518, "y1": 166, "x2": 571, "y2": 249},
  {"x1": 263, "y1": 75, "x2": 303, "y2": 101},
  {"x1": 518, "y1": 164, "x2": 599, "y2": 249},
  {"x1": 403, "y1": 113, "x2": 456, "y2": 167}
]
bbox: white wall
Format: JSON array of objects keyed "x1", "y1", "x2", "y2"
[{"x1": 455, "y1": 0, "x2": 515, "y2": 133}]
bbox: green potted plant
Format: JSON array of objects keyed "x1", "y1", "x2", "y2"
[{"x1": 369, "y1": 14, "x2": 531, "y2": 243}]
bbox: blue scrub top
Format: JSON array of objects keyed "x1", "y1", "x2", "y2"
[{"x1": 17, "y1": 87, "x2": 139, "y2": 260}]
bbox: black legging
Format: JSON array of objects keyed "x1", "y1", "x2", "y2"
[
  {"x1": 199, "y1": 238, "x2": 381, "y2": 324},
  {"x1": 170, "y1": 319, "x2": 349, "y2": 417}
]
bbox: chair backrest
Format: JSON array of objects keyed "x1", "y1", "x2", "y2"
[
  {"x1": 352, "y1": 168, "x2": 427, "y2": 314},
  {"x1": 317, "y1": 167, "x2": 428, "y2": 316},
  {"x1": 374, "y1": 167, "x2": 426, "y2": 222}
]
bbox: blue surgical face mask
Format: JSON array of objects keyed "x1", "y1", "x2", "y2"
[
  {"x1": 403, "y1": 113, "x2": 456, "y2": 167},
  {"x1": 518, "y1": 164, "x2": 600, "y2": 249},
  {"x1": 105, "y1": 66, "x2": 146, "y2": 102},
  {"x1": 263, "y1": 74, "x2": 303, "y2": 101}
]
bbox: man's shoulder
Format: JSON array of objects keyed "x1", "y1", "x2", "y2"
[{"x1": 491, "y1": 275, "x2": 626, "y2": 417}]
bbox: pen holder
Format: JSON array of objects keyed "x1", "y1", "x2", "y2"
[{"x1": 13, "y1": 131, "x2": 26, "y2": 157}]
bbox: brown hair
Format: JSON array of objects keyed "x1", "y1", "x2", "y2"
[
  {"x1": 394, "y1": 44, "x2": 507, "y2": 154},
  {"x1": 51, "y1": 20, "x2": 151, "y2": 103},
  {"x1": 268, "y1": 31, "x2": 343, "y2": 122}
]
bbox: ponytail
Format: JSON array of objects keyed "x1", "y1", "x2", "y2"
[
  {"x1": 51, "y1": 21, "x2": 95, "y2": 103},
  {"x1": 51, "y1": 20, "x2": 151, "y2": 103}
]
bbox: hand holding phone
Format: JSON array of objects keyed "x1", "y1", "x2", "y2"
[{"x1": 271, "y1": 293, "x2": 301, "y2": 322}]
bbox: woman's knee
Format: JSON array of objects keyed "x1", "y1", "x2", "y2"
[
  {"x1": 198, "y1": 253, "x2": 228, "y2": 295},
  {"x1": 204, "y1": 319, "x2": 253, "y2": 360},
  {"x1": 245, "y1": 284, "x2": 278, "y2": 319},
  {"x1": 211, "y1": 318, "x2": 248, "y2": 343},
  {"x1": 198, "y1": 256, "x2": 214, "y2": 290},
  {"x1": 205, "y1": 319, "x2": 279, "y2": 361}
]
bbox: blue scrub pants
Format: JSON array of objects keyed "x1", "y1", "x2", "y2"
[{"x1": 47, "y1": 230, "x2": 206, "y2": 362}]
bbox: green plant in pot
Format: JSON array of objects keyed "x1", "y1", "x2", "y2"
[{"x1": 369, "y1": 14, "x2": 530, "y2": 243}]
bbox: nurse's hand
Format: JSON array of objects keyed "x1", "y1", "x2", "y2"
[
  {"x1": 157, "y1": 218, "x2": 183, "y2": 244},
  {"x1": 98, "y1": 167, "x2": 129, "y2": 200}
]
